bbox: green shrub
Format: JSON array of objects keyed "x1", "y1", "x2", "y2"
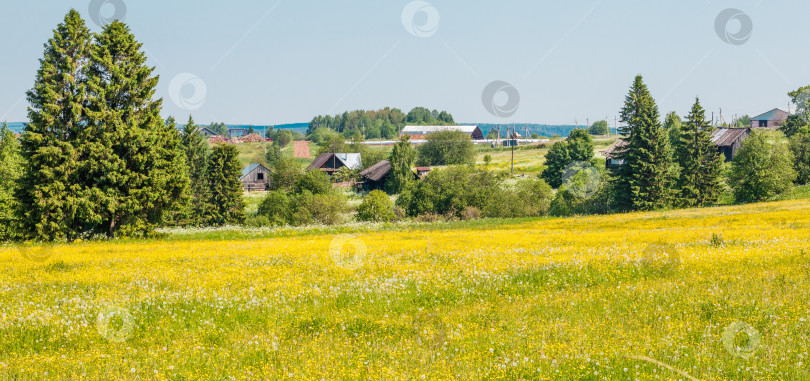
[
  {"x1": 293, "y1": 192, "x2": 347, "y2": 226},
  {"x1": 295, "y1": 170, "x2": 332, "y2": 195},
  {"x1": 357, "y1": 190, "x2": 396, "y2": 222},
  {"x1": 257, "y1": 190, "x2": 293, "y2": 226},
  {"x1": 416, "y1": 130, "x2": 475, "y2": 166},
  {"x1": 730, "y1": 131, "x2": 796, "y2": 202}
]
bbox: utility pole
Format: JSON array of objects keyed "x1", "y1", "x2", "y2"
[{"x1": 510, "y1": 123, "x2": 515, "y2": 175}]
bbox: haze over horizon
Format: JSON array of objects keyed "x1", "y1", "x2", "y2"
[{"x1": 1, "y1": 0, "x2": 807, "y2": 126}]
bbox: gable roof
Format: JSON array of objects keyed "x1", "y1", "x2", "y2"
[
  {"x1": 711, "y1": 127, "x2": 750, "y2": 147},
  {"x1": 240, "y1": 163, "x2": 268, "y2": 180},
  {"x1": 401, "y1": 125, "x2": 479, "y2": 135},
  {"x1": 359, "y1": 160, "x2": 392, "y2": 182},
  {"x1": 751, "y1": 108, "x2": 789, "y2": 121},
  {"x1": 601, "y1": 139, "x2": 629, "y2": 160},
  {"x1": 198, "y1": 127, "x2": 220, "y2": 136},
  {"x1": 306, "y1": 153, "x2": 363, "y2": 171}
]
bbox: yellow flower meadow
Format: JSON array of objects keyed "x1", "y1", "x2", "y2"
[{"x1": 0, "y1": 200, "x2": 808, "y2": 380}]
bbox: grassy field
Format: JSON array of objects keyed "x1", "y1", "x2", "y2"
[{"x1": 1, "y1": 200, "x2": 809, "y2": 379}]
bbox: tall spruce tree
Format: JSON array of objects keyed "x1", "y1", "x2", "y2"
[
  {"x1": 181, "y1": 115, "x2": 210, "y2": 225},
  {"x1": 386, "y1": 135, "x2": 416, "y2": 194},
  {"x1": 79, "y1": 21, "x2": 187, "y2": 237},
  {"x1": 206, "y1": 144, "x2": 245, "y2": 225},
  {"x1": 18, "y1": 10, "x2": 91, "y2": 240},
  {"x1": 676, "y1": 98, "x2": 723, "y2": 207},
  {"x1": 613, "y1": 75, "x2": 673, "y2": 211},
  {"x1": 0, "y1": 123, "x2": 22, "y2": 240}
]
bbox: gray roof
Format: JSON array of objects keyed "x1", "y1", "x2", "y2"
[
  {"x1": 240, "y1": 163, "x2": 267, "y2": 180},
  {"x1": 711, "y1": 128, "x2": 750, "y2": 147}
]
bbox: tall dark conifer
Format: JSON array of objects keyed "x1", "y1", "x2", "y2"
[
  {"x1": 613, "y1": 75, "x2": 673, "y2": 211},
  {"x1": 18, "y1": 10, "x2": 91, "y2": 240},
  {"x1": 676, "y1": 98, "x2": 723, "y2": 206},
  {"x1": 79, "y1": 21, "x2": 187, "y2": 237},
  {"x1": 181, "y1": 115, "x2": 209, "y2": 224},
  {"x1": 206, "y1": 144, "x2": 245, "y2": 226}
]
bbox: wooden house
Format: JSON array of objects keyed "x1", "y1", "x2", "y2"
[
  {"x1": 750, "y1": 108, "x2": 789, "y2": 129},
  {"x1": 415, "y1": 167, "x2": 432, "y2": 179},
  {"x1": 357, "y1": 160, "x2": 392, "y2": 191},
  {"x1": 240, "y1": 163, "x2": 270, "y2": 192},
  {"x1": 306, "y1": 153, "x2": 363, "y2": 175},
  {"x1": 198, "y1": 127, "x2": 220, "y2": 137},
  {"x1": 710, "y1": 127, "x2": 751, "y2": 162},
  {"x1": 601, "y1": 139, "x2": 629, "y2": 169}
]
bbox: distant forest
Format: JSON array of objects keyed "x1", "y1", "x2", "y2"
[{"x1": 307, "y1": 107, "x2": 455, "y2": 138}]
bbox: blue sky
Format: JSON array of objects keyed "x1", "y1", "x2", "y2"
[{"x1": 1, "y1": 0, "x2": 807, "y2": 126}]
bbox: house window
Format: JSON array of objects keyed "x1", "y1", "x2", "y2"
[
  {"x1": 257, "y1": 173, "x2": 264, "y2": 180},
  {"x1": 758, "y1": 120, "x2": 768, "y2": 127}
]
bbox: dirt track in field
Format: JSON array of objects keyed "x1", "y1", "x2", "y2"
[{"x1": 293, "y1": 141, "x2": 311, "y2": 158}]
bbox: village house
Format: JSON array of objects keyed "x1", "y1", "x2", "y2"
[
  {"x1": 415, "y1": 167, "x2": 432, "y2": 179},
  {"x1": 306, "y1": 153, "x2": 363, "y2": 175},
  {"x1": 711, "y1": 127, "x2": 751, "y2": 162},
  {"x1": 198, "y1": 127, "x2": 220, "y2": 137},
  {"x1": 239, "y1": 163, "x2": 270, "y2": 192},
  {"x1": 750, "y1": 108, "x2": 789, "y2": 129},
  {"x1": 601, "y1": 139, "x2": 629, "y2": 169},
  {"x1": 357, "y1": 160, "x2": 392, "y2": 191},
  {"x1": 400, "y1": 125, "x2": 485, "y2": 140}
]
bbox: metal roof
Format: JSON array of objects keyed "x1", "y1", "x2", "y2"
[
  {"x1": 751, "y1": 108, "x2": 788, "y2": 121},
  {"x1": 306, "y1": 153, "x2": 363, "y2": 171},
  {"x1": 711, "y1": 128, "x2": 750, "y2": 147},
  {"x1": 400, "y1": 125, "x2": 479, "y2": 135},
  {"x1": 240, "y1": 163, "x2": 267, "y2": 180}
]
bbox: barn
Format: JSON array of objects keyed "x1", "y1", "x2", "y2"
[
  {"x1": 711, "y1": 127, "x2": 751, "y2": 162},
  {"x1": 198, "y1": 127, "x2": 220, "y2": 137},
  {"x1": 240, "y1": 163, "x2": 270, "y2": 192},
  {"x1": 601, "y1": 139, "x2": 629, "y2": 168},
  {"x1": 307, "y1": 153, "x2": 363, "y2": 174},
  {"x1": 750, "y1": 108, "x2": 789, "y2": 129},
  {"x1": 357, "y1": 160, "x2": 392, "y2": 191},
  {"x1": 400, "y1": 125, "x2": 484, "y2": 140}
]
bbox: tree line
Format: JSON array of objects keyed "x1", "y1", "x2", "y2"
[
  {"x1": 306, "y1": 107, "x2": 455, "y2": 139},
  {"x1": 0, "y1": 10, "x2": 246, "y2": 241}
]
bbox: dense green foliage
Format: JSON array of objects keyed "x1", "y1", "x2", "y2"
[
  {"x1": 586, "y1": 120, "x2": 609, "y2": 135},
  {"x1": 612, "y1": 75, "x2": 674, "y2": 211},
  {"x1": 357, "y1": 190, "x2": 396, "y2": 222},
  {"x1": 397, "y1": 166, "x2": 552, "y2": 219},
  {"x1": 181, "y1": 116, "x2": 209, "y2": 225},
  {"x1": 674, "y1": 98, "x2": 723, "y2": 207},
  {"x1": 386, "y1": 135, "x2": 416, "y2": 194},
  {"x1": 306, "y1": 107, "x2": 454, "y2": 138},
  {"x1": 0, "y1": 123, "x2": 22, "y2": 240},
  {"x1": 540, "y1": 129, "x2": 594, "y2": 188},
  {"x1": 789, "y1": 128, "x2": 810, "y2": 185},
  {"x1": 257, "y1": 170, "x2": 347, "y2": 226},
  {"x1": 730, "y1": 131, "x2": 796, "y2": 202},
  {"x1": 206, "y1": 145, "x2": 245, "y2": 225},
  {"x1": 416, "y1": 130, "x2": 475, "y2": 166},
  {"x1": 664, "y1": 111, "x2": 683, "y2": 153},
  {"x1": 209, "y1": 122, "x2": 227, "y2": 136}
]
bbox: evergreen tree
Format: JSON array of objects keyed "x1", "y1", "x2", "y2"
[
  {"x1": 79, "y1": 21, "x2": 187, "y2": 237},
  {"x1": 664, "y1": 111, "x2": 683, "y2": 153},
  {"x1": 18, "y1": 10, "x2": 91, "y2": 240},
  {"x1": 613, "y1": 75, "x2": 673, "y2": 211},
  {"x1": 386, "y1": 135, "x2": 416, "y2": 194},
  {"x1": 0, "y1": 123, "x2": 22, "y2": 240},
  {"x1": 675, "y1": 98, "x2": 723, "y2": 207},
  {"x1": 206, "y1": 144, "x2": 245, "y2": 225},
  {"x1": 181, "y1": 115, "x2": 210, "y2": 225}
]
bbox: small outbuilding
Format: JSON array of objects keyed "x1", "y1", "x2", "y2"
[
  {"x1": 415, "y1": 167, "x2": 432, "y2": 179},
  {"x1": 240, "y1": 163, "x2": 270, "y2": 192},
  {"x1": 711, "y1": 127, "x2": 751, "y2": 162},
  {"x1": 306, "y1": 153, "x2": 363, "y2": 175},
  {"x1": 601, "y1": 139, "x2": 629, "y2": 169},
  {"x1": 357, "y1": 160, "x2": 392, "y2": 191},
  {"x1": 750, "y1": 108, "x2": 789, "y2": 129},
  {"x1": 198, "y1": 127, "x2": 220, "y2": 137}
]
